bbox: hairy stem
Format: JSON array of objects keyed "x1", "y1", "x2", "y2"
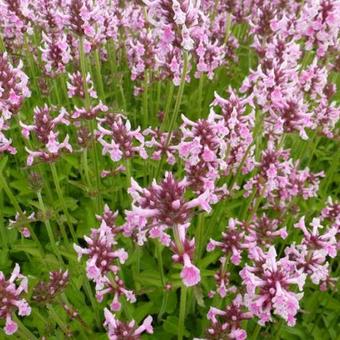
[{"x1": 178, "y1": 286, "x2": 187, "y2": 340}]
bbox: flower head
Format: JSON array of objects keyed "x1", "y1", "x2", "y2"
[{"x1": 0, "y1": 264, "x2": 31, "y2": 336}]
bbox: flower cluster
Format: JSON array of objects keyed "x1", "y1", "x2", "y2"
[
  {"x1": 104, "y1": 309, "x2": 153, "y2": 340},
  {"x1": 0, "y1": 264, "x2": 31, "y2": 336},
  {"x1": 20, "y1": 105, "x2": 72, "y2": 165},
  {"x1": 67, "y1": 71, "x2": 97, "y2": 99},
  {"x1": 207, "y1": 218, "x2": 250, "y2": 266},
  {"x1": 240, "y1": 246, "x2": 306, "y2": 326},
  {"x1": 284, "y1": 215, "x2": 338, "y2": 289},
  {"x1": 144, "y1": 128, "x2": 177, "y2": 165},
  {"x1": 297, "y1": 0, "x2": 340, "y2": 57},
  {"x1": 0, "y1": 52, "x2": 30, "y2": 120},
  {"x1": 0, "y1": 0, "x2": 33, "y2": 52},
  {"x1": 41, "y1": 32, "x2": 72, "y2": 76},
  {"x1": 32, "y1": 270, "x2": 69, "y2": 304},
  {"x1": 74, "y1": 205, "x2": 133, "y2": 311},
  {"x1": 97, "y1": 113, "x2": 147, "y2": 162},
  {"x1": 244, "y1": 143, "x2": 323, "y2": 210},
  {"x1": 8, "y1": 211, "x2": 36, "y2": 238},
  {"x1": 209, "y1": 89, "x2": 255, "y2": 177},
  {"x1": 206, "y1": 295, "x2": 252, "y2": 340},
  {"x1": 124, "y1": 172, "x2": 212, "y2": 286},
  {"x1": 0, "y1": 117, "x2": 16, "y2": 155}
]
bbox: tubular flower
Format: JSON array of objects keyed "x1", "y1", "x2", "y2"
[
  {"x1": 74, "y1": 205, "x2": 132, "y2": 311},
  {"x1": 171, "y1": 228, "x2": 201, "y2": 287},
  {"x1": 20, "y1": 105, "x2": 72, "y2": 165},
  {"x1": 144, "y1": 128, "x2": 177, "y2": 165},
  {"x1": 74, "y1": 218, "x2": 127, "y2": 284},
  {"x1": 8, "y1": 211, "x2": 35, "y2": 238},
  {"x1": 67, "y1": 71, "x2": 97, "y2": 99},
  {"x1": 244, "y1": 143, "x2": 323, "y2": 210},
  {"x1": 0, "y1": 117, "x2": 16, "y2": 154},
  {"x1": 124, "y1": 171, "x2": 212, "y2": 245},
  {"x1": 240, "y1": 246, "x2": 306, "y2": 326},
  {"x1": 97, "y1": 113, "x2": 147, "y2": 162},
  {"x1": 0, "y1": 52, "x2": 31, "y2": 120},
  {"x1": 207, "y1": 218, "x2": 253, "y2": 265},
  {"x1": 32, "y1": 270, "x2": 69, "y2": 304},
  {"x1": 41, "y1": 32, "x2": 72, "y2": 76},
  {"x1": 0, "y1": 264, "x2": 31, "y2": 336},
  {"x1": 104, "y1": 309, "x2": 153, "y2": 340},
  {"x1": 294, "y1": 216, "x2": 337, "y2": 257},
  {"x1": 206, "y1": 295, "x2": 252, "y2": 340}
]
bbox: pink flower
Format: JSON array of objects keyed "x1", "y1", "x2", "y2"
[
  {"x1": 240, "y1": 246, "x2": 306, "y2": 326},
  {"x1": 0, "y1": 53, "x2": 30, "y2": 119},
  {"x1": 207, "y1": 218, "x2": 252, "y2": 265},
  {"x1": 73, "y1": 215, "x2": 125, "y2": 283},
  {"x1": 97, "y1": 113, "x2": 147, "y2": 162},
  {"x1": 180, "y1": 253, "x2": 201, "y2": 287},
  {"x1": 32, "y1": 270, "x2": 69, "y2": 304},
  {"x1": 104, "y1": 309, "x2": 153, "y2": 339},
  {"x1": 206, "y1": 295, "x2": 251, "y2": 339},
  {"x1": 4, "y1": 316, "x2": 18, "y2": 336},
  {"x1": 0, "y1": 264, "x2": 31, "y2": 336},
  {"x1": 67, "y1": 71, "x2": 97, "y2": 99},
  {"x1": 125, "y1": 172, "x2": 213, "y2": 244},
  {"x1": 0, "y1": 117, "x2": 16, "y2": 154},
  {"x1": 294, "y1": 216, "x2": 337, "y2": 257},
  {"x1": 41, "y1": 32, "x2": 71, "y2": 76},
  {"x1": 21, "y1": 228, "x2": 31, "y2": 238}
]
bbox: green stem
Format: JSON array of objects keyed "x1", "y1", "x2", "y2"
[
  {"x1": 131, "y1": 244, "x2": 142, "y2": 291},
  {"x1": 94, "y1": 48, "x2": 105, "y2": 98},
  {"x1": 82, "y1": 148, "x2": 92, "y2": 187},
  {"x1": 50, "y1": 163, "x2": 76, "y2": 241},
  {"x1": 156, "y1": 243, "x2": 165, "y2": 287},
  {"x1": 252, "y1": 324, "x2": 261, "y2": 340},
  {"x1": 125, "y1": 159, "x2": 132, "y2": 188},
  {"x1": 82, "y1": 279, "x2": 101, "y2": 328},
  {"x1": 79, "y1": 40, "x2": 102, "y2": 212},
  {"x1": 0, "y1": 35, "x2": 5, "y2": 52},
  {"x1": 158, "y1": 290, "x2": 169, "y2": 322},
  {"x1": 52, "y1": 79, "x2": 62, "y2": 105},
  {"x1": 162, "y1": 82, "x2": 175, "y2": 129},
  {"x1": 119, "y1": 83, "x2": 127, "y2": 113},
  {"x1": 156, "y1": 80, "x2": 161, "y2": 116},
  {"x1": 47, "y1": 304, "x2": 71, "y2": 336},
  {"x1": 274, "y1": 319, "x2": 283, "y2": 340},
  {"x1": 79, "y1": 38, "x2": 91, "y2": 109},
  {"x1": 224, "y1": 13, "x2": 232, "y2": 44},
  {"x1": 13, "y1": 315, "x2": 38, "y2": 340},
  {"x1": 0, "y1": 170, "x2": 22, "y2": 213},
  {"x1": 142, "y1": 71, "x2": 149, "y2": 128},
  {"x1": 0, "y1": 165, "x2": 44, "y2": 254},
  {"x1": 0, "y1": 190, "x2": 8, "y2": 249},
  {"x1": 155, "y1": 53, "x2": 189, "y2": 179},
  {"x1": 90, "y1": 119, "x2": 102, "y2": 212},
  {"x1": 195, "y1": 214, "x2": 205, "y2": 260},
  {"x1": 24, "y1": 34, "x2": 39, "y2": 91},
  {"x1": 156, "y1": 243, "x2": 167, "y2": 321},
  {"x1": 37, "y1": 191, "x2": 63, "y2": 263},
  {"x1": 178, "y1": 286, "x2": 187, "y2": 340},
  {"x1": 197, "y1": 75, "x2": 204, "y2": 117},
  {"x1": 108, "y1": 40, "x2": 119, "y2": 106},
  {"x1": 167, "y1": 52, "x2": 189, "y2": 138},
  {"x1": 228, "y1": 141, "x2": 254, "y2": 191}
]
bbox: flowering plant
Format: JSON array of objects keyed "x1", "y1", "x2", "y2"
[{"x1": 0, "y1": 0, "x2": 339, "y2": 339}]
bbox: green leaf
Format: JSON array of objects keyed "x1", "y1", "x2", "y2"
[{"x1": 163, "y1": 316, "x2": 189, "y2": 337}]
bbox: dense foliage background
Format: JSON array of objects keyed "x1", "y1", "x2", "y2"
[{"x1": 0, "y1": 0, "x2": 339, "y2": 339}]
